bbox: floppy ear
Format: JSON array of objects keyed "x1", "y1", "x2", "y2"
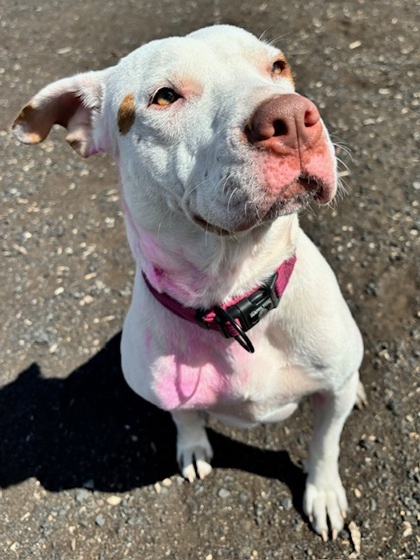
[{"x1": 12, "y1": 70, "x2": 109, "y2": 158}]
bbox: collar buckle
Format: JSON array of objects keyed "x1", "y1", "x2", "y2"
[
  {"x1": 196, "y1": 271, "x2": 280, "y2": 354},
  {"x1": 226, "y1": 271, "x2": 280, "y2": 332}
]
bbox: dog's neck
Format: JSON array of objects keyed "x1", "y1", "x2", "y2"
[{"x1": 123, "y1": 203, "x2": 299, "y2": 308}]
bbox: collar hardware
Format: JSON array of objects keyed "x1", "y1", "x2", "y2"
[
  {"x1": 142, "y1": 255, "x2": 296, "y2": 354},
  {"x1": 195, "y1": 271, "x2": 280, "y2": 353}
]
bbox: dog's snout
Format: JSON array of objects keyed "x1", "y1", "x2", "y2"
[{"x1": 245, "y1": 94, "x2": 322, "y2": 153}]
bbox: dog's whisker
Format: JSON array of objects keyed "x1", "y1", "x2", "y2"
[
  {"x1": 157, "y1": 206, "x2": 174, "y2": 240},
  {"x1": 185, "y1": 176, "x2": 213, "y2": 197},
  {"x1": 336, "y1": 176, "x2": 350, "y2": 201},
  {"x1": 260, "y1": 28, "x2": 295, "y2": 47},
  {"x1": 227, "y1": 187, "x2": 238, "y2": 215},
  {"x1": 201, "y1": 175, "x2": 233, "y2": 232},
  {"x1": 335, "y1": 155, "x2": 351, "y2": 169},
  {"x1": 332, "y1": 139, "x2": 353, "y2": 161}
]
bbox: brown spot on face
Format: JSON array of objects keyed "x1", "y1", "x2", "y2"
[{"x1": 118, "y1": 93, "x2": 136, "y2": 135}]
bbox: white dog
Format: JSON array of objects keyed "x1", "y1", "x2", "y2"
[{"x1": 13, "y1": 25, "x2": 365, "y2": 540}]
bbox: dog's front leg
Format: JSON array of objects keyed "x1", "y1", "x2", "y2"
[
  {"x1": 303, "y1": 370, "x2": 359, "y2": 541},
  {"x1": 171, "y1": 410, "x2": 213, "y2": 483}
]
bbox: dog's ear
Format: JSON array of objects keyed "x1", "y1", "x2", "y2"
[{"x1": 12, "y1": 70, "x2": 110, "y2": 158}]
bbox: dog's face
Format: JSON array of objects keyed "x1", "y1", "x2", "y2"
[{"x1": 13, "y1": 25, "x2": 337, "y2": 235}]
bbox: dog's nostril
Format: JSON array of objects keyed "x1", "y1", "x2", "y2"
[
  {"x1": 304, "y1": 107, "x2": 319, "y2": 128},
  {"x1": 273, "y1": 119, "x2": 288, "y2": 137}
]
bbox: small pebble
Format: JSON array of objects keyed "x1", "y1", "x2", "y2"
[
  {"x1": 281, "y1": 498, "x2": 293, "y2": 511},
  {"x1": 95, "y1": 514, "x2": 105, "y2": 527},
  {"x1": 218, "y1": 488, "x2": 230, "y2": 499},
  {"x1": 402, "y1": 521, "x2": 413, "y2": 537},
  {"x1": 75, "y1": 489, "x2": 90, "y2": 503},
  {"x1": 349, "y1": 521, "x2": 361, "y2": 555},
  {"x1": 239, "y1": 492, "x2": 249, "y2": 504},
  {"x1": 106, "y1": 496, "x2": 122, "y2": 506}
]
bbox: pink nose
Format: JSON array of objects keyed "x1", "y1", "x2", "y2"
[{"x1": 245, "y1": 94, "x2": 323, "y2": 153}]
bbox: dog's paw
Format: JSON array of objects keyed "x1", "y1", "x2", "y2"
[
  {"x1": 303, "y1": 477, "x2": 348, "y2": 541},
  {"x1": 173, "y1": 411, "x2": 213, "y2": 483},
  {"x1": 177, "y1": 441, "x2": 213, "y2": 483},
  {"x1": 355, "y1": 380, "x2": 368, "y2": 409}
]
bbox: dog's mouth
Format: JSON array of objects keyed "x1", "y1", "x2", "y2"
[
  {"x1": 280, "y1": 174, "x2": 333, "y2": 205},
  {"x1": 192, "y1": 173, "x2": 333, "y2": 235},
  {"x1": 261, "y1": 174, "x2": 334, "y2": 223},
  {"x1": 193, "y1": 215, "x2": 232, "y2": 236}
]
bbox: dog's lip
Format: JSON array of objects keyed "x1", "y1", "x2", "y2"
[
  {"x1": 192, "y1": 174, "x2": 333, "y2": 235},
  {"x1": 193, "y1": 214, "x2": 232, "y2": 236},
  {"x1": 287, "y1": 174, "x2": 331, "y2": 204},
  {"x1": 193, "y1": 213, "x2": 261, "y2": 235},
  {"x1": 264, "y1": 175, "x2": 332, "y2": 216}
]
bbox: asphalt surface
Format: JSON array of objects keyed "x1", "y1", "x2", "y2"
[{"x1": 1, "y1": 1, "x2": 419, "y2": 559}]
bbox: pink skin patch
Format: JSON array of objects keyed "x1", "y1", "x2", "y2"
[
  {"x1": 144, "y1": 250, "x2": 213, "y2": 306},
  {"x1": 154, "y1": 358, "x2": 228, "y2": 410},
  {"x1": 258, "y1": 139, "x2": 336, "y2": 203},
  {"x1": 148, "y1": 265, "x2": 205, "y2": 302},
  {"x1": 122, "y1": 197, "x2": 211, "y2": 303},
  {"x1": 152, "y1": 328, "x2": 253, "y2": 411},
  {"x1": 261, "y1": 154, "x2": 301, "y2": 194},
  {"x1": 300, "y1": 146, "x2": 337, "y2": 193}
]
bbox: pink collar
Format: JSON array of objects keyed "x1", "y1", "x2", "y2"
[{"x1": 143, "y1": 255, "x2": 296, "y2": 353}]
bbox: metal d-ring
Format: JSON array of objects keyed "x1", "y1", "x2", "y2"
[{"x1": 213, "y1": 306, "x2": 255, "y2": 353}]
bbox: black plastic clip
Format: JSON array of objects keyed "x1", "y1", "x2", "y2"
[{"x1": 215, "y1": 272, "x2": 281, "y2": 353}]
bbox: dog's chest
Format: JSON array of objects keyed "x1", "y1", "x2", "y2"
[{"x1": 151, "y1": 337, "x2": 323, "y2": 422}]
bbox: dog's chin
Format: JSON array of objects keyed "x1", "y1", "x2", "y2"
[
  {"x1": 193, "y1": 202, "x2": 299, "y2": 236},
  {"x1": 193, "y1": 176, "x2": 334, "y2": 236}
]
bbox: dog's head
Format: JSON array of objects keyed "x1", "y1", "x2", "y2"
[{"x1": 13, "y1": 25, "x2": 337, "y2": 236}]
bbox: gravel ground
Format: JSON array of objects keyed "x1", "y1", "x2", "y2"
[{"x1": 0, "y1": 1, "x2": 419, "y2": 559}]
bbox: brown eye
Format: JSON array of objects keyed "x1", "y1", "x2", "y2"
[
  {"x1": 152, "y1": 87, "x2": 181, "y2": 106},
  {"x1": 272, "y1": 59, "x2": 287, "y2": 75}
]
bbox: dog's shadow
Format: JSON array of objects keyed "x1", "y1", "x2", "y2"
[{"x1": 0, "y1": 332, "x2": 305, "y2": 511}]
